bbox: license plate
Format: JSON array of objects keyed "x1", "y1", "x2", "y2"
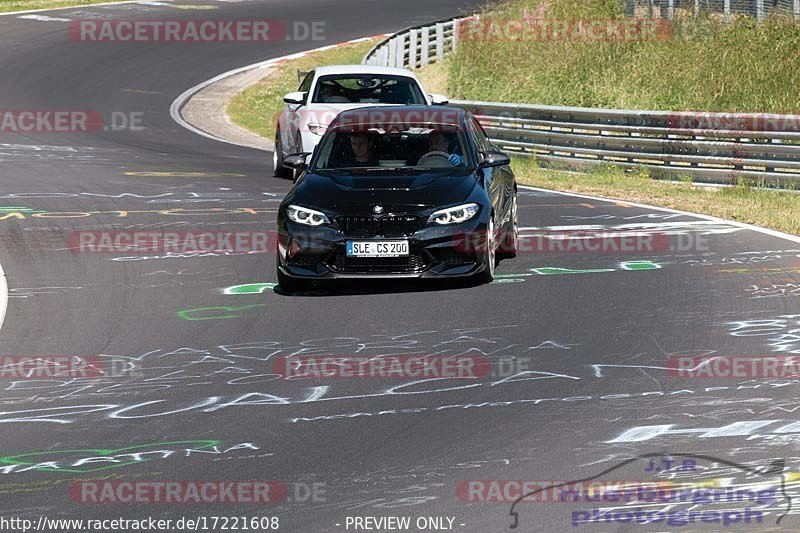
[{"x1": 346, "y1": 240, "x2": 409, "y2": 257}]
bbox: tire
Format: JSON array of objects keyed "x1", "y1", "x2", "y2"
[
  {"x1": 498, "y1": 193, "x2": 518, "y2": 259},
  {"x1": 474, "y1": 216, "x2": 497, "y2": 284},
  {"x1": 273, "y1": 129, "x2": 292, "y2": 179}
]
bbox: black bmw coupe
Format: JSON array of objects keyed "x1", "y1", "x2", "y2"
[{"x1": 275, "y1": 105, "x2": 518, "y2": 292}]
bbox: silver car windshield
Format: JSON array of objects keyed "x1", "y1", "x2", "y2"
[{"x1": 311, "y1": 75, "x2": 426, "y2": 105}]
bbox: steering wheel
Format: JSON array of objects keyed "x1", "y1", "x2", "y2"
[{"x1": 417, "y1": 151, "x2": 452, "y2": 167}]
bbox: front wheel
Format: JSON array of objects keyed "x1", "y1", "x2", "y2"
[
  {"x1": 474, "y1": 217, "x2": 497, "y2": 284},
  {"x1": 498, "y1": 194, "x2": 518, "y2": 259},
  {"x1": 273, "y1": 129, "x2": 292, "y2": 179}
]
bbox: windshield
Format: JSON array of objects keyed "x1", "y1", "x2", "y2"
[
  {"x1": 311, "y1": 123, "x2": 471, "y2": 171},
  {"x1": 311, "y1": 75, "x2": 426, "y2": 105}
]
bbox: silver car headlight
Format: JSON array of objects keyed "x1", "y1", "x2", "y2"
[
  {"x1": 307, "y1": 123, "x2": 328, "y2": 136},
  {"x1": 428, "y1": 203, "x2": 480, "y2": 225},
  {"x1": 286, "y1": 205, "x2": 330, "y2": 226}
]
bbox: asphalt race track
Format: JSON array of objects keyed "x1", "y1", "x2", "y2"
[{"x1": 1, "y1": 1, "x2": 800, "y2": 532}]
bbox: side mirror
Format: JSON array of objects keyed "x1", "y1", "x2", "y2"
[
  {"x1": 429, "y1": 93, "x2": 449, "y2": 105},
  {"x1": 284, "y1": 91, "x2": 307, "y2": 105},
  {"x1": 479, "y1": 151, "x2": 510, "y2": 168},
  {"x1": 284, "y1": 153, "x2": 311, "y2": 170}
]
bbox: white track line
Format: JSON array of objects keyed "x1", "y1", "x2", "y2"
[
  {"x1": 0, "y1": 261, "x2": 7, "y2": 333},
  {"x1": 169, "y1": 34, "x2": 391, "y2": 148},
  {"x1": 519, "y1": 184, "x2": 800, "y2": 244}
]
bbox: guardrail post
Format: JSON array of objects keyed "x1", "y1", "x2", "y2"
[
  {"x1": 421, "y1": 27, "x2": 430, "y2": 67},
  {"x1": 795, "y1": 0, "x2": 800, "y2": 20},
  {"x1": 694, "y1": 0, "x2": 699, "y2": 17},
  {"x1": 756, "y1": 0, "x2": 764, "y2": 22},
  {"x1": 724, "y1": 0, "x2": 730, "y2": 22},
  {"x1": 388, "y1": 37, "x2": 396, "y2": 68},
  {"x1": 396, "y1": 33, "x2": 407, "y2": 68},
  {"x1": 667, "y1": 0, "x2": 675, "y2": 19},
  {"x1": 408, "y1": 29, "x2": 418, "y2": 69},
  {"x1": 436, "y1": 23, "x2": 445, "y2": 62}
]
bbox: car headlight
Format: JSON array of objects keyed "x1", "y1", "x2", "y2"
[
  {"x1": 286, "y1": 205, "x2": 330, "y2": 226},
  {"x1": 307, "y1": 123, "x2": 327, "y2": 136},
  {"x1": 428, "y1": 203, "x2": 480, "y2": 225}
]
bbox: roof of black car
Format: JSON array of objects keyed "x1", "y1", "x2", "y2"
[{"x1": 328, "y1": 105, "x2": 467, "y2": 130}]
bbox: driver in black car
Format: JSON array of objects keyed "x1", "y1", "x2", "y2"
[
  {"x1": 427, "y1": 132, "x2": 463, "y2": 166},
  {"x1": 346, "y1": 133, "x2": 379, "y2": 167}
]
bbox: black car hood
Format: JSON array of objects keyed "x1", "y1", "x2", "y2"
[{"x1": 293, "y1": 168, "x2": 479, "y2": 211}]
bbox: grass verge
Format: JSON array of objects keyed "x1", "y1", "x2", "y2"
[
  {"x1": 446, "y1": 0, "x2": 800, "y2": 113},
  {"x1": 227, "y1": 40, "x2": 376, "y2": 142},
  {"x1": 514, "y1": 157, "x2": 800, "y2": 236},
  {"x1": 0, "y1": 0, "x2": 131, "y2": 13}
]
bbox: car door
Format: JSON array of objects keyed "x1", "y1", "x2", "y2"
[
  {"x1": 472, "y1": 116, "x2": 513, "y2": 231},
  {"x1": 282, "y1": 70, "x2": 314, "y2": 153},
  {"x1": 468, "y1": 117, "x2": 503, "y2": 231}
]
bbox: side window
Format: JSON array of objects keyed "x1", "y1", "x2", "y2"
[
  {"x1": 298, "y1": 71, "x2": 314, "y2": 93},
  {"x1": 471, "y1": 118, "x2": 491, "y2": 153},
  {"x1": 467, "y1": 118, "x2": 489, "y2": 156}
]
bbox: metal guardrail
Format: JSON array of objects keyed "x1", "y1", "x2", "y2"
[
  {"x1": 450, "y1": 100, "x2": 800, "y2": 185},
  {"x1": 363, "y1": 15, "x2": 474, "y2": 68},
  {"x1": 627, "y1": 0, "x2": 800, "y2": 23},
  {"x1": 364, "y1": 17, "x2": 800, "y2": 186}
]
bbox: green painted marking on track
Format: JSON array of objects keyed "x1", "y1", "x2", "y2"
[
  {"x1": 222, "y1": 283, "x2": 278, "y2": 295},
  {"x1": 0, "y1": 440, "x2": 220, "y2": 474},
  {"x1": 620, "y1": 261, "x2": 662, "y2": 271},
  {"x1": 531, "y1": 267, "x2": 616, "y2": 275},
  {"x1": 0, "y1": 207, "x2": 42, "y2": 213},
  {"x1": 177, "y1": 304, "x2": 266, "y2": 321}
]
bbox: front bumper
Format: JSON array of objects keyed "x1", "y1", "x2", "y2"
[{"x1": 277, "y1": 219, "x2": 490, "y2": 280}]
